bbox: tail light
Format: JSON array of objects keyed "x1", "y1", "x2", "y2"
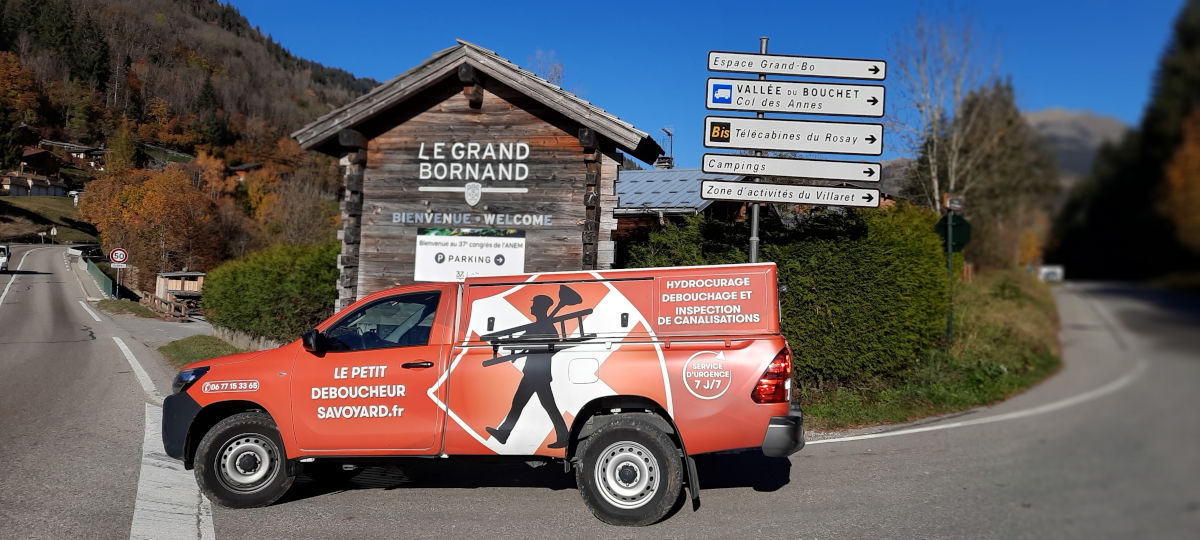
[{"x1": 752, "y1": 347, "x2": 792, "y2": 404}]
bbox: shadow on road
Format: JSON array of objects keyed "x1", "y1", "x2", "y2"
[
  {"x1": 1, "y1": 270, "x2": 51, "y2": 276},
  {"x1": 1077, "y1": 282, "x2": 1200, "y2": 352},
  {"x1": 1085, "y1": 283, "x2": 1200, "y2": 322},
  {"x1": 276, "y1": 449, "x2": 792, "y2": 506}
]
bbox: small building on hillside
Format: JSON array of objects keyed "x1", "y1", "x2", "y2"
[
  {"x1": 1, "y1": 148, "x2": 67, "y2": 196},
  {"x1": 294, "y1": 40, "x2": 663, "y2": 310},
  {"x1": 152, "y1": 271, "x2": 205, "y2": 317}
]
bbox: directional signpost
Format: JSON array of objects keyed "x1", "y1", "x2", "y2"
[
  {"x1": 704, "y1": 39, "x2": 888, "y2": 261},
  {"x1": 704, "y1": 116, "x2": 882, "y2": 155},
  {"x1": 701, "y1": 180, "x2": 879, "y2": 208},
  {"x1": 706, "y1": 78, "x2": 884, "y2": 117}
]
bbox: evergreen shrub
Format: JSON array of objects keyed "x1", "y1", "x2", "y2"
[
  {"x1": 203, "y1": 241, "x2": 339, "y2": 342},
  {"x1": 626, "y1": 203, "x2": 947, "y2": 387},
  {"x1": 764, "y1": 204, "x2": 946, "y2": 386}
]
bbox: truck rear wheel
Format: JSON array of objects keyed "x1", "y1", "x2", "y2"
[
  {"x1": 575, "y1": 416, "x2": 683, "y2": 526},
  {"x1": 194, "y1": 412, "x2": 294, "y2": 508}
]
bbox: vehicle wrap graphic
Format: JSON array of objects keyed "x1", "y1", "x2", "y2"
[{"x1": 430, "y1": 272, "x2": 671, "y2": 456}]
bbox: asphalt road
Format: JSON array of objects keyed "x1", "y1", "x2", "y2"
[{"x1": 1, "y1": 245, "x2": 1197, "y2": 538}]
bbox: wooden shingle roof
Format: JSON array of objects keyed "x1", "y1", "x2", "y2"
[{"x1": 291, "y1": 40, "x2": 663, "y2": 164}]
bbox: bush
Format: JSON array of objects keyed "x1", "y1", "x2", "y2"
[
  {"x1": 626, "y1": 203, "x2": 947, "y2": 387},
  {"x1": 202, "y1": 241, "x2": 339, "y2": 342},
  {"x1": 765, "y1": 204, "x2": 947, "y2": 386}
]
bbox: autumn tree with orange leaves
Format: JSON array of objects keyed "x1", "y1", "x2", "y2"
[
  {"x1": 1162, "y1": 107, "x2": 1200, "y2": 253},
  {"x1": 80, "y1": 165, "x2": 220, "y2": 290},
  {"x1": 0, "y1": 51, "x2": 39, "y2": 168}
]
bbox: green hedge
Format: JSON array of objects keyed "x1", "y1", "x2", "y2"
[
  {"x1": 202, "y1": 241, "x2": 339, "y2": 342},
  {"x1": 764, "y1": 204, "x2": 946, "y2": 385},
  {"x1": 626, "y1": 203, "x2": 947, "y2": 387}
]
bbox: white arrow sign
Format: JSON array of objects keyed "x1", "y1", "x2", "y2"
[
  {"x1": 702, "y1": 153, "x2": 880, "y2": 182},
  {"x1": 700, "y1": 180, "x2": 880, "y2": 208},
  {"x1": 704, "y1": 116, "x2": 883, "y2": 155},
  {"x1": 707, "y1": 78, "x2": 885, "y2": 117},
  {"x1": 708, "y1": 51, "x2": 886, "y2": 80}
]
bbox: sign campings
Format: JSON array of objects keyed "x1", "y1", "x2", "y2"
[{"x1": 702, "y1": 153, "x2": 880, "y2": 182}]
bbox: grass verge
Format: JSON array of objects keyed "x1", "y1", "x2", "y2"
[
  {"x1": 800, "y1": 269, "x2": 1061, "y2": 430},
  {"x1": 97, "y1": 298, "x2": 158, "y2": 318},
  {"x1": 0, "y1": 196, "x2": 99, "y2": 243},
  {"x1": 159, "y1": 335, "x2": 247, "y2": 369}
]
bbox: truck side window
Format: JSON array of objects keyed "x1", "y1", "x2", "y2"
[{"x1": 324, "y1": 291, "x2": 441, "y2": 352}]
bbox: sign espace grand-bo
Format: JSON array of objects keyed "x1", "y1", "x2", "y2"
[{"x1": 292, "y1": 40, "x2": 663, "y2": 309}]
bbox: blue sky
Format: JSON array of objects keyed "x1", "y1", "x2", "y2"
[{"x1": 228, "y1": 0, "x2": 1185, "y2": 167}]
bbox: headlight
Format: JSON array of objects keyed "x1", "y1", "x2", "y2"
[{"x1": 172, "y1": 366, "x2": 210, "y2": 394}]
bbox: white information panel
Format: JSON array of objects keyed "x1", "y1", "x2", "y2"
[
  {"x1": 414, "y1": 229, "x2": 525, "y2": 282},
  {"x1": 704, "y1": 116, "x2": 883, "y2": 155},
  {"x1": 700, "y1": 180, "x2": 880, "y2": 208},
  {"x1": 708, "y1": 51, "x2": 886, "y2": 80},
  {"x1": 706, "y1": 78, "x2": 884, "y2": 117},
  {"x1": 702, "y1": 153, "x2": 880, "y2": 182}
]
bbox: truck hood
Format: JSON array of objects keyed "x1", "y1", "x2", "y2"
[{"x1": 183, "y1": 346, "x2": 279, "y2": 370}]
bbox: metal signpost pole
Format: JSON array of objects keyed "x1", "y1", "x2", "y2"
[
  {"x1": 945, "y1": 209, "x2": 954, "y2": 341},
  {"x1": 749, "y1": 36, "x2": 767, "y2": 263}
]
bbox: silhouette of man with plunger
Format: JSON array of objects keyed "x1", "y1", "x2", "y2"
[{"x1": 486, "y1": 294, "x2": 570, "y2": 448}]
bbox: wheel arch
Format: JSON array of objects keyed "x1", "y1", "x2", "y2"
[
  {"x1": 567, "y1": 395, "x2": 701, "y2": 508},
  {"x1": 185, "y1": 400, "x2": 275, "y2": 469}
]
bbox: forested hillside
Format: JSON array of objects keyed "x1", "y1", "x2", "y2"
[
  {"x1": 0, "y1": 0, "x2": 375, "y2": 163},
  {"x1": 0, "y1": 0, "x2": 379, "y2": 290},
  {"x1": 1051, "y1": 0, "x2": 1200, "y2": 278}
]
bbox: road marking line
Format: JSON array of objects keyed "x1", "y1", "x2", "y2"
[
  {"x1": 78, "y1": 300, "x2": 102, "y2": 322},
  {"x1": 113, "y1": 336, "x2": 162, "y2": 404},
  {"x1": 0, "y1": 247, "x2": 48, "y2": 306},
  {"x1": 130, "y1": 403, "x2": 216, "y2": 540},
  {"x1": 810, "y1": 287, "x2": 1146, "y2": 446},
  {"x1": 808, "y1": 358, "x2": 1147, "y2": 445}
]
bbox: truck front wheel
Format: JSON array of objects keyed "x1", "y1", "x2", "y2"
[
  {"x1": 575, "y1": 416, "x2": 683, "y2": 526},
  {"x1": 194, "y1": 412, "x2": 295, "y2": 508}
]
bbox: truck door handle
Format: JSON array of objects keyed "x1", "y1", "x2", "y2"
[{"x1": 402, "y1": 361, "x2": 434, "y2": 369}]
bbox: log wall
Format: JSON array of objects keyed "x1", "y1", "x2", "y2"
[{"x1": 352, "y1": 76, "x2": 621, "y2": 298}]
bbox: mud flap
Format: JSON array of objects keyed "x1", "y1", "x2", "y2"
[{"x1": 685, "y1": 454, "x2": 701, "y2": 510}]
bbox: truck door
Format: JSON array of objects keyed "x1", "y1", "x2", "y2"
[{"x1": 290, "y1": 286, "x2": 453, "y2": 453}]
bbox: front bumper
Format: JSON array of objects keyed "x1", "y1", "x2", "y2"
[
  {"x1": 761, "y1": 406, "x2": 805, "y2": 457},
  {"x1": 162, "y1": 391, "x2": 202, "y2": 463}
]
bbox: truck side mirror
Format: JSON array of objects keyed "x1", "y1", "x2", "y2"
[{"x1": 302, "y1": 329, "x2": 326, "y2": 355}]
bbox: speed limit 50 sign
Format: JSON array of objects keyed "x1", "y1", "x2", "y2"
[{"x1": 109, "y1": 248, "x2": 128, "y2": 264}]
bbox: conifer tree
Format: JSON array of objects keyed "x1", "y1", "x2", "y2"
[{"x1": 1052, "y1": 0, "x2": 1200, "y2": 277}]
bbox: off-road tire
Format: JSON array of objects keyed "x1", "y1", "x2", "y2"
[
  {"x1": 194, "y1": 411, "x2": 294, "y2": 508},
  {"x1": 575, "y1": 415, "x2": 683, "y2": 526}
]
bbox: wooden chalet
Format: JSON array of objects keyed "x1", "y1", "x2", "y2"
[
  {"x1": 294, "y1": 40, "x2": 663, "y2": 310},
  {"x1": 1, "y1": 148, "x2": 67, "y2": 196}
]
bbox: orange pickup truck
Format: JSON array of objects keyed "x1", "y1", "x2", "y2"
[{"x1": 163, "y1": 263, "x2": 803, "y2": 525}]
